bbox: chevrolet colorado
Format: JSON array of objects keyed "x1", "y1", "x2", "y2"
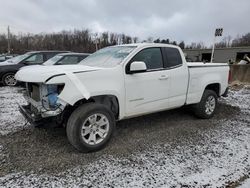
[{"x1": 15, "y1": 43, "x2": 229, "y2": 152}]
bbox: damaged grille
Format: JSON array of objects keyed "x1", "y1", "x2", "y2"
[
  {"x1": 22, "y1": 82, "x2": 66, "y2": 118},
  {"x1": 26, "y1": 83, "x2": 41, "y2": 102},
  {"x1": 30, "y1": 84, "x2": 40, "y2": 102}
]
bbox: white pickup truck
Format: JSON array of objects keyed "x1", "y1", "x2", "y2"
[{"x1": 16, "y1": 43, "x2": 229, "y2": 152}]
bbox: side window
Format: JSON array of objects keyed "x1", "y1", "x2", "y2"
[
  {"x1": 45, "y1": 53, "x2": 56, "y2": 60},
  {"x1": 24, "y1": 54, "x2": 44, "y2": 64},
  {"x1": 58, "y1": 56, "x2": 79, "y2": 65},
  {"x1": 164, "y1": 47, "x2": 182, "y2": 68},
  {"x1": 130, "y1": 48, "x2": 163, "y2": 70},
  {"x1": 78, "y1": 55, "x2": 88, "y2": 61},
  {"x1": 0, "y1": 56, "x2": 5, "y2": 61}
]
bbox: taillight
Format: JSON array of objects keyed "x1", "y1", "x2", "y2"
[{"x1": 228, "y1": 69, "x2": 232, "y2": 83}]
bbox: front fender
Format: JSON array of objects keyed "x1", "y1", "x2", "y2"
[
  {"x1": 46, "y1": 67, "x2": 125, "y2": 119},
  {"x1": 46, "y1": 73, "x2": 90, "y2": 105}
]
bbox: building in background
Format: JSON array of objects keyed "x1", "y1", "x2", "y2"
[{"x1": 183, "y1": 46, "x2": 250, "y2": 63}]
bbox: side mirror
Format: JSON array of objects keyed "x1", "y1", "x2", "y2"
[{"x1": 129, "y1": 61, "x2": 147, "y2": 74}]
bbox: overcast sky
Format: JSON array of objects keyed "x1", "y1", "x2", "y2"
[{"x1": 0, "y1": 0, "x2": 249, "y2": 46}]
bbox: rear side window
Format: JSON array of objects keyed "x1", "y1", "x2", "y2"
[
  {"x1": 45, "y1": 53, "x2": 57, "y2": 60},
  {"x1": 164, "y1": 47, "x2": 182, "y2": 68},
  {"x1": 130, "y1": 48, "x2": 163, "y2": 70},
  {"x1": 79, "y1": 55, "x2": 88, "y2": 61},
  {"x1": 58, "y1": 56, "x2": 79, "y2": 65}
]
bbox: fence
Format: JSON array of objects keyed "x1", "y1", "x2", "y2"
[{"x1": 230, "y1": 64, "x2": 250, "y2": 83}]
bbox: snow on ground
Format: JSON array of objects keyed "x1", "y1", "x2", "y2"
[
  {"x1": 0, "y1": 87, "x2": 29, "y2": 135},
  {"x1": 222, "y1": 85, "x2": 250, "y2": 113},
  {"x1": 239, "y1": 178, "x2": 250, "y2": 188},
  {"x1": 0, "y1": 86, "x2": 249, "y2": 187}
]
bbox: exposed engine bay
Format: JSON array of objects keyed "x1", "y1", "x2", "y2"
[{"x1": 23, "y1": 83, "x2": 66, "y2": 118}]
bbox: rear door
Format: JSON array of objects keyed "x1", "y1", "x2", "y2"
[
  {"x1": 124, "y1": 47, "x2": 171, "y2": 117},
  {"x1": 162, "y1": 47, "x2": 189, "y2": 108}
]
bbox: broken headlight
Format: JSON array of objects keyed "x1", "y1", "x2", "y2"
[{"x1": 42, "y1": 84, "x2": 64, "y2": 110}]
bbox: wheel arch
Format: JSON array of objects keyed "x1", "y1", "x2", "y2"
[
  {"x1": 66, "y1": 94, "x2": 120, "y2": 120},
  {"x1": 204, "y1": 83, "x2": 221, "y2": 97}
]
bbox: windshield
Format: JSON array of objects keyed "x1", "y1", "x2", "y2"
[
  {"x1": 79, "y1": 46, "x2": 136, "y2": 68},
  {"x1": 43, "y1": 55, "x2": 62, "y2": 65},
  {"x1": 6, "y1": 53, "x2": 30, "y2": 64}
]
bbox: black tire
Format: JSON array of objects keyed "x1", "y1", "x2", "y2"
[
  {"x1": 193, "y1": 90, "x2": 218, "y2": 119},
  {"x1": 66, "y1": 103, "x2": 115, "y2": 152},
  {"x1": 2, "y1": 72, "x2": 17, "y2": 86}
]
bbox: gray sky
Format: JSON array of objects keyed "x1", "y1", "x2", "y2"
[{"x1": 0, "y1": 0, "x2": 249, "y2": 46}]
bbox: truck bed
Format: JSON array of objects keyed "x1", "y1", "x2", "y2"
[
  {"x1": 186, "y1": 62, "x2": 229, "y2": 104},
  {"x1": 187, "y1": 62, "x2": 228, "y2": 67}
]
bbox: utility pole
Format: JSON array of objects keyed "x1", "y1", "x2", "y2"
[
  {"x1": 7, "y1": 26, "x2": 10, "y2": 54},
  {"x1": 211, "y1": 28, "x2": 223, "y2": 63}
]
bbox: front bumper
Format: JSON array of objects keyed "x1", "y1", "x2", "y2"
[{"x1": 19, "y1": 104, "x2": 54, "y2": 126}]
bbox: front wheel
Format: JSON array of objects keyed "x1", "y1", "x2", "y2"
[
  {"x1": 2, "y1": 73, "x2": 17, "y2": 86},
  {"x1": 66, "y1": 103, "x2": 115, "y2": 152},
  {"x1": 193, "y1": 90, "x2": 218, "y2": 119}
]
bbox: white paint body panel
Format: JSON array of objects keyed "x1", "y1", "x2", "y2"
[
  {"x1": 186, "y1": 63, "x2": 229, "y2": 104},
  {"x1": 124, "y1": 69, "x2": 170, "y2": 117},
  {"x1": 15, "y1": 43, "x2": 229, "y2": 120}
]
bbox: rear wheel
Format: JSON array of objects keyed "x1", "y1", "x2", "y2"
[
  {"x1": 66, "y1": 103, "x2": 115, "y2": 152},
  {"x1": 2, "y1": 73, "x2": 17, "y2": 86},
  {"x1": 193, "y1": 90, "x2": 218, "y2": 119}
]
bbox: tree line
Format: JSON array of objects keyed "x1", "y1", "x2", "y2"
[
  {"x1": 0, "y1": 30, "x2": 138, "y2": 54},
  {"x1": 0, "y1": 29, "x2": 250, "y2": 54},
  {"x1": 216, "y1": 33, "x2": 250, "y2": 48}
]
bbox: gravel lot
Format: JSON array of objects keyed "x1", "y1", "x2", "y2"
[{"x1": 0, "y1": 85, "x2": 249, "y2": 187}]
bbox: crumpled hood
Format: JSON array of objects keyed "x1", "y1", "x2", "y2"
[{"x1": 15, "y1": 65, "x2": 102, "y2": 83}]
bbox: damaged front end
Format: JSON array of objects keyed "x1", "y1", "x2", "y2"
[{"x1": 19, "y1": 83, "x2": 67, "y2": 125}]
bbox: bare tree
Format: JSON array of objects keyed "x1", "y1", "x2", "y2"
[
  {"x1": 0, "y1": 29, "x2": 136, "y2": 54},
  {"x1": 232, "y1": 33, "x2": 250, "y2": 47}
]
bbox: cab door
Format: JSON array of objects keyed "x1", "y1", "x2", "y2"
[
  {"x1": 162, "y1": 47, "x2": 189, "y2": 108},
  {"x1": 124, "y1": 47, "x2": 171, "y2": 117}
]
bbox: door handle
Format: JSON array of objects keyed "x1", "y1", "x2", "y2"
[{"x1": 158, "y1": 75, "x2": 169, "y2": 80}]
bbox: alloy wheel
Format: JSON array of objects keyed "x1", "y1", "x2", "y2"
[{"x1": 81, "y1": 113, "x2": 110, "y2": 145}]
